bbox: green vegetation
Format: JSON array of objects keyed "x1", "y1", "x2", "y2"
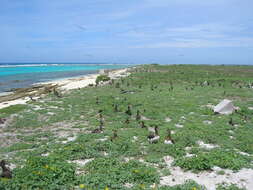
[
  {"x1": 0, "y1": 64, "x2": 252, "y2": 189},
  {"x1": 0, "y1": 104, "x2": 27, "y2": 117},
  {"x1": 96, "y1": 74, "x2": 111, "y2": 85}
]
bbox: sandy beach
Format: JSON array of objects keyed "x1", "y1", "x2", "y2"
[{"x1": 0, "y1": 68, "x2": 131, "y2": 109}]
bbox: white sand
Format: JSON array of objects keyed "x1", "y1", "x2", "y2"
[
  {"x1": 161, "y1": 156, "x2": 253, "y2": 190},
  {"x1": 39, "y1": 68, "x2": 129, "y2": 90},
  {"x1": 0, "y1": 97, "x2": 30, "y2": 109},
  {"x1": 0, "y1": 68, "x2": 130, "y2": 110}
]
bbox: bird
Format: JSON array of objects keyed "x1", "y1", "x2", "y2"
[
  {"x1": 110, "y1": 130, "x2": 118, "y2": 142},
  {"x1": 136, "y1": 110, "x2": 141, "y2": 121},
  {"x1": 92, "y1": 122, "x2": 104, "y2": 134},
  {"x1": 29, "y1": 96, "x2": 36, "y2": 101},
  {"x1": 229, "y1": 118, "x2": 235, "y2": 126},
  {"x1": 125, "y1": 105, "x2": 132, "y2": 116},
  {"x1": 53, "y1": 88, "x2": 62, "y2": 98},
  {"x1": 125, "y1": 117, "x2": 130, "y2": 124},
  {"x1": 0, "y1": 118, "x2": 6, "y2": 125},
  {"x1": 164, "y1": 129, "x2": 175, "y2": 144},
  {"x1": 113, "y1": 104, "x2": 119, "y2": 112},
  {"x1": 147, "y1": 125, "x2": 160, "y2": 144},
  {"x1": 0, "y1": 160, "x2": 12, "y2": 179},
  {"x1": 139, "y1": 121, "x2": 147, "y2": 129}
]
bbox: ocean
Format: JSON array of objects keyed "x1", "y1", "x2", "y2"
[{"x1": 0, "y1": 63, "x2": 130, "y2": 93}]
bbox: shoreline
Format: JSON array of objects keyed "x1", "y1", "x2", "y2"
[
  {"x1": 0, "y1": 63, "x2": 131, "y2": 67},
  {"x1": 0, "y1": 67, "x2": 132, "y2": 109}
]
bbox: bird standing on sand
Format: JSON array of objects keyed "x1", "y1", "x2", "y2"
[
  {"x1": 0, "y1": 160, "x2": 12, "y2": 179},
  {"x1": 147, "y1": 126, "x2": 160, "y2": 144},
  {"x1": 29, "y1": 96, "x2": 36, "y2": 101}
]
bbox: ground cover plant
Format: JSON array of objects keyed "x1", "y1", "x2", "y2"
[{"x1": 0, "y1": 64, "x2": 252, "y2": 189}]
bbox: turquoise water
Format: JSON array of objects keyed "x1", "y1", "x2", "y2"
[
  {"x1": 0, "y1": 64, "x2": 129, "y2": 93},
  {"x1": 0, "y1": 64, "x2": 126, "y2": 77}
]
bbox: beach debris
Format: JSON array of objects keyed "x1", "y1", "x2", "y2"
[
  {"x1": 213, "y1": 99, "x2": 236, "y2": 115},
  {"x1": 125, "y1": 105, "x2": 132, "y2": 116},
  {"x1": 164, "y1": 129, "x2": 175, "y2": 145},
  {"x1": 147, "y1": 125, "x2": 160, "y2": 144},
  {"x1": 136, "y1": 110, "x2": 141, "y2": 121},
  {"x1": 0, "y1": 160, "x2": 12, "y2": 179},
  {"x1": 110, "y1": 130, "x2": 118, "y2": 142}
]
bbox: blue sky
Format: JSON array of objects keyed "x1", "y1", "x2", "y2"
[{"x1": 0, "y1": 0, "x2": 253, "y2": 64}]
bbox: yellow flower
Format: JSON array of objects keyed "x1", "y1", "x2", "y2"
[
  {"x1": 139, "y1": 184, "x2": 145, "y2": 189},
  {"x1": 0, "y1": 178, "x2": 10, "y2": 182},
  {"x1": 104, "y1": 187, "x2": 109, "y2": 190},
  {"x1": 44, "y1": 165, "x2": 49, "y2": 169},
  {"x1": 79, "y1": 184, "x2": 85, "y2": 189},
  {"x1": 192, "y1": 187, "x2": 197, "y2": 190}
]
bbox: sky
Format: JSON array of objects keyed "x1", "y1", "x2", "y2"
[{"x1": 0, "y1": 0, "x2": 253, "y2": 64}]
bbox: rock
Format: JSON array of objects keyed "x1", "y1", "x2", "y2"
[
  {"x1": 203, "y1": 120, "x2": 212, "y2": 125},
  {"x1": 213, "y1": 99, "x2": 236, "y2": 115}
]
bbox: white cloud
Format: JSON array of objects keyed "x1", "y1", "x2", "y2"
[
  {"x1": 117, "y1": 23, "x2": 253, "y2": 48},
  {"x1": 131, "y1": 37, "x2": 253, "y2": 48}
]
